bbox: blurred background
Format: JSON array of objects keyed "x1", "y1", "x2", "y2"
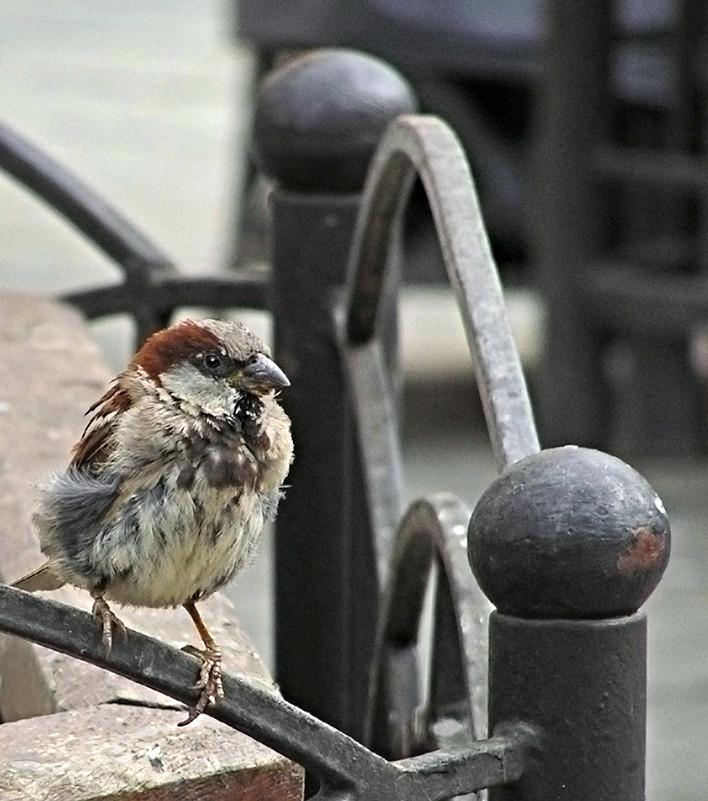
[{"x1": 1, "y1": 2, "x2": 707, "y2": 798}]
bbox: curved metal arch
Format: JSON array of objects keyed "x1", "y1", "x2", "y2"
[
  {"x1": 334, "y1": 112, "x2": 539, "y2": 770},
  {"x1": 0, "y1": 122, "x2": 270, "y2": 345},
  {"x1": 343, "y1": 114, "x2": 540, "y2": 474},
  {"x1": 0, "y1": 122, "x2": 175, "y2": 278},
  {"x1": 365, "y1": 496, "x2": 491, "y2": 762}
]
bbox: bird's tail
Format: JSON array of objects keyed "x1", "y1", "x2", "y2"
[{"x1": 12, "y1": 562, "x2": 65, "y2": 592}]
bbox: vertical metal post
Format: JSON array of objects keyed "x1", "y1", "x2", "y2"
[
  {"x1": 532, "y1": 0, "x2": 612, "y2": 447},
  {"x1": 468, "y1": 446, "x2": 670, "y2": 799},
  {"x1": 252, "y1": 50, "x2": 415, "y2": 734}
]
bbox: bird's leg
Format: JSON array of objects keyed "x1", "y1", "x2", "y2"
[
  {"x1": 178, "y1": 600, "x2": 224, "y2": 726},
  {"x1": 90, "y1": 585, "x2": 126, "y2": 652}
]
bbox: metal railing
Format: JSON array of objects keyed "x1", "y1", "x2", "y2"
[{"x1": 0, "y1": 50, "x2": 670, "y2": 800}]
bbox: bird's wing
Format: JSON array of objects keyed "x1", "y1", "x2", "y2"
[
  {"x1": 70, "y1": 381, "x2": 132, "y2": 470},
  {"x1": 12, "y1": 561, "x2": 65, "y2": 592},
  {"x1": 15, "y1": 383, "x2": 131, "y2": 592}
]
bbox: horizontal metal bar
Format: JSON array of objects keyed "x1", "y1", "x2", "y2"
[
  {"x1": 155, "y1": 271, "x2": 271, "y2": 311},
  {"x1": 396, "y1": 726, "x2": 534, "y2": 799},
  {"x1": 63, "y1": 270, "x2": 271, "y2": 319}
]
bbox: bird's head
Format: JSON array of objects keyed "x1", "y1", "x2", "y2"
[{"x1": 132, "y1": 318, "x2": 289, "y2": 418}]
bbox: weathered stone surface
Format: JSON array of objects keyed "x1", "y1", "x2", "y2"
[
  {"x1": 0, "y1": 293, "x2": 108, "y2": 586},
  {"x1": 0, "y1": 704, "x2": 303, "y2": 801}
]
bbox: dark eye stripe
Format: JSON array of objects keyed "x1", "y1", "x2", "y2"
[{"x1": 197, "y1": 349, "x2": 243, "y2": 378}]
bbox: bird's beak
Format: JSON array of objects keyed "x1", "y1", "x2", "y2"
[{"x1": 234, "y1": 353, "x2": 290, "y2": 392}]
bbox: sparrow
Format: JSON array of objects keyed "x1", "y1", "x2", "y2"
[{"x1": 12, "y1": 318, "x2": 293, "y2": 724}]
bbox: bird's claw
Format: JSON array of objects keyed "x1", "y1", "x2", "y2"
[
  {"x1": 91, "y1": 596, "x2": 127, "y2": 653},
  {"x1": 178, "y1": 644, "x2": 224, "y2": 726}
]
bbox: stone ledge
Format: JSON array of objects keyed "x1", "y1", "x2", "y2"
[{"x1": 0, "y1": 704, "x2": 302, "y2": 801}]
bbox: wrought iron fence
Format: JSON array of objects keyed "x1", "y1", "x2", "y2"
[{"x1": 0, "y1": 50, "x2": 670, "y2": 800}]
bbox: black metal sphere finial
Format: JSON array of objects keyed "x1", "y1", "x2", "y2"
[
  {"x1": 468, "y1": 446, "x2": 670, "y2": 619},
  {"x1": 252, "y1": 49, "x2": 417, "y2": 192}
]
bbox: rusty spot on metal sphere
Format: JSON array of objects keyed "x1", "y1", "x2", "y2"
[{"x1": 617, "y1": 526, "x2": 665, "y2": 574}]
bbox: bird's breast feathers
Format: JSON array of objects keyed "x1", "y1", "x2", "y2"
[
  {"x1": 37, "y1": 410, "x2": 292, "y2": 608},
  {"x1": 97, "y1": 476, "x2": 273, "y2": 607}
]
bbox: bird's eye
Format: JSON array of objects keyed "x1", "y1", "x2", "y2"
[{"x1": 203, "y1": 352, "x2": 223, "y2": 371}]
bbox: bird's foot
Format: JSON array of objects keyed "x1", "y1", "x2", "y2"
[
  {"x1": 90, "y1": 594, "x2": 127, "y2": 653},
  {"x1": 178, "y1": 643, "x2": 224, "y2": 726}
]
